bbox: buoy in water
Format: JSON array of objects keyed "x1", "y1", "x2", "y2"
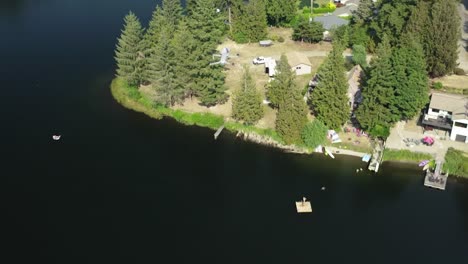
[
  {"x1": 321, "y1": 186, "x2": 326, "y2": 191},
  {"x1": 52, "y1": 135, "x2": 61, "y2": 141}
]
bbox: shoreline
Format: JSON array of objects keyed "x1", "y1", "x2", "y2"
[{"x1": 111, "y1": 78, "x2": 428, "y2": 166}]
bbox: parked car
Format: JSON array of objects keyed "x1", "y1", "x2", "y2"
[{"x1": 252, "y1": 56, "x2": 266, "y2": 65}]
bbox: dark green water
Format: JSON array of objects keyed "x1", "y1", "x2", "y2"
[{"x1": 1, "y1": 1, "x2": 468, "y2": 263}]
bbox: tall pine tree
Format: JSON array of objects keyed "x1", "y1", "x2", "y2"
[
  {"x1": 232, "y1": 65, "x2": 264, "y2": 124},
  {"x1": 352, "y1": 0, "x2": 374, "y2": 25},
  {"x1": 187, "y1": 0, "x2": 227, "y2": 106},
  {"x1": 275, "y1": 82, "x2": 308, "y2": 145},
  {"x1": 267, "y1": 54, "x2": 295, "y2": 108},
  {"x1": 427, "y1": 0, "x2": 460, "y2": 77},
  {"x1": 115, "y1": 12, "x2": 145, "y2": 86},
  {"x1": 391, "y1": 35, "x2": 429, "y2": 120},
  {"x1": 266, "y1": 0, "x2": 296, "y2": 26},
  {"x1": 355, "y1": 35, "x2": 397, "y2": 137},
  {"x1": 310, "y1": 45, "x2": 350, "y2": 130}
]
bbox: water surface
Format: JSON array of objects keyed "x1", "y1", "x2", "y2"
[{"x1": 1, "y1": 1, "x2": 468, "y2": 263}]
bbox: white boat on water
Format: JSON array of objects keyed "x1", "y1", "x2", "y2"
[
  {"x1": 52, "y1": 135, "x2": 61, "y2": 141},
  {"x1": 324, "y1": 148, "x2": 335, "y2": 159}
]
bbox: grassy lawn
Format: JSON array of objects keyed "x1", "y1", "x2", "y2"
[
  {"x1": 112, "y1": 77, "x2": 285, "y2": 143},
  {"x1": 382, "y1": 149, "x2": 433, "y2": 163},
  {"x1": 443, "y1": 148, "x2": 468, "y2": 178}
]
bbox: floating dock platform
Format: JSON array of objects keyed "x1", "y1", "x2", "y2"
[
  {"x1": 424, "y1": 160, "x2": 448, "y2": 190},
  {"x1": 368, "y1": 140, "x2": 384, "y2": 172},
  {"x1": 296, "y1": 198, "x2": 312, "y2": 213}
]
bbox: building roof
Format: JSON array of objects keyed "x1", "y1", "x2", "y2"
[
  {"x1": 313, "y1": 15, "x2": 349, "y2": 30},
  {"x1": 286, "y1": 52, "x2": 311, "y2": 67},
  {"x1": 430, "y1": 93, "x2": 468, "y2": 120}
]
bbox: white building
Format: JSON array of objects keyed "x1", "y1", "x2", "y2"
[
  {"x1": 286, "y1": 52, "x2": 312, "y2": 75},
  {"x1": 422, "y1": 93, "x2": 468, "y2": 143},
  {"x1": 264, "y1": 57, "x2": 277, "y2": 77}
]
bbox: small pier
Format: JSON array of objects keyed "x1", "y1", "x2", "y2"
[
  {"x1": 368, "y1": 140, "x2": 384, "y2": 172},
  {"x1": 214, "y1": 125, "x2": 225, "y2": 140},
  {"x1": 296, "y1": 197, "x2": 312, "y2": 213},
  {"x1": 424, "y1": 159, "x2": 448, "y2": 190}
]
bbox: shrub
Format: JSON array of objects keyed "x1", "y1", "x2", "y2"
[
  {"x1": 232, "y1": 32, "x2": 248, "y2": 44},
  {"x1": 301, "y1": 120, "x2": 328, "y2": 148},
  {"x1": 444, "y1": 148, "x2": 468, "y2": 178},
  {"x1": 369, "y1": 124, "x2": 390, "y2": 139},
  {"x1": 270, "y1": 34, "x2": 279, "y2": 41},
  {"x1": 454, "y1": 67, "x2": 466, "y2": 75},
  {"x1": 352, "y1": 44, "x2": 367, "y2": 67},
  {"x1": 432, "y1": 82, "x2": 443, "y2": 90},
  {"x1": 278, "y1": 36, "x2": 285, "y2": 43}
]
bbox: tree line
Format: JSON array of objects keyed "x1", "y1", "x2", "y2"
[
  {"x1": 115, "y1": 0, "x2": 227, "y2": 106},
  {"x1": 350, "y1": 0, "x2": 460, "y2": 77}
]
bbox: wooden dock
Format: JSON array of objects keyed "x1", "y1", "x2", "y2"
[
  {"x1": 424, "y1": 160, "x2": 448, "y2": 190},
  {"x1": 296, "y1": 197, "x2": 312, "y2": 213},
  {"x1": 214, "y1": 125, "x2": 225, "y2": 140},
  {"x1": 368, "y1": 140, "x2": 384, "y2": 172}
]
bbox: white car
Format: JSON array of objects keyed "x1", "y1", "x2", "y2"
[{"x1": 252, "y1": 56, "x2": 266, "y2": 65}]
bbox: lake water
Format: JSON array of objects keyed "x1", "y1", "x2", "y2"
[{"x1": 1, "y1": 1, "x2": 468, "y2": 263}]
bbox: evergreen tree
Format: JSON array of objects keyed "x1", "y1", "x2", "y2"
[
  {"x1": 145, "y1": 6, "x2": 165, "y2": 48},
  {"x1": 355, "y1": 35, "x2": 397, "y2": 137},
  {"x1": 267, "y1": 54, "x2": 295, "y2": 108},
  {"x1": 232, "y1": 65, "x2": 264, "y2": 124},
  {"x1": 331, "y1": 25, "x2": 350, "y2": 47},
  {"x1": 293, "y1": 18, "x2": 324, "y2": 43},
  {"x1": 149, "y1": 27, "x2": 183, "y2": 106},
  {"x1": 244, "y1": 0, "x2": 268, "y2": 42},
  {"x1": 231, "y1": 0, "x2": 267, "y2": 43},
  {"x1": 230, "y1": 0, "x2": 249, "y2": 42},
  {"x1": 266, "y1": 0, "x2": 296, "y2": 26},
  {"x1": 187, "y1": 0, "x2": 228, "y2": 105},
  {"x1": 275, "y1": 80, "x2": 308, "y2": 144},
  {"x1": 391, "y1": 36, "x2": 429, "y2": 120},
  {"x1": 310, "y1": 45, "x2": 350, "y2": 130},
  {"x1": 115, "y1": 12, "x2": 145, "y2": 86},
  {"x1": 427, "y1": 0, "x2": 460, "y2": 77},
  {"x1": 372, "y1": 0, "x2": 415, "y2": 45},
  {"x1": 352, "y1": 0, "x2": 374, "y2": 25},
  {"x1": 171, "y1": 20, "x2": 198, "y2": 100},
  {"x1": 161, "y1": 0, "x2": 183, "y2": 34}
]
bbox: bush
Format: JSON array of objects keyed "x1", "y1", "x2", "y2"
[
  {"x1": 352, "y1": 44, "x2": 367, "y2": 67},
  {"x1": 301, "y1": 120, "x2": 328, "y2": 148},
  {"x1": 270, "y1": 34, "x2": 279, "y2": 41},
  {"x1": 313, "y1": 7, "x2": 336, "y2": 14},
  {"x1": 232, "y1": 32, "x2": 248, "y2": 44},
  {"x1": 369, "y1": 124, "x2": 390, "y2": 139},
  {"x1": 432, "y1": 82, "x2": 443, "y2": 90},
  {"x1": 443, "y1": 148, "x2": 468, "y2": 178},
  {"x1": 454, "y1": 67, "x2": 466, "y2": 75},
  {"x1": 278, "y1": 36, "x2": 285, "y2": 43}
]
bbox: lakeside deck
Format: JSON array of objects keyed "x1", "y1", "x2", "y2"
[
  {"x1": 368, "y1": 140, "x2": 384, "y2": 172},
  {"x1": 424, "y1": 159, "x2": 448, "y2": 190}
]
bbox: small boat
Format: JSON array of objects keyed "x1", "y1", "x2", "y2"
[
  {"x1": 423, "y1": 164, "x2": 430, "y2": 171},
  {"x1": 52, "y1": 135, "x2": 61, "y2": 141},
  {"x1": 419, "y1": 160, "x2": 430, "y2": 167},
  {"x1": 324, "y1": 148, "x2": 335, "y2": 159},
  {"x1": 362, "y1": 154, "x2": 371, "y2": 162}
]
